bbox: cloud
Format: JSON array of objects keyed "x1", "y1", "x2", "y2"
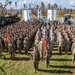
[
  {"x1": 70, "y1": 0, "x2": 75, "y2": 6},
  {"x1": 0, "y1": 0, "x2": 6, "y2": 5},
  {"x1": 0, "y1": 0, "x2": 74, "y2": 9}
]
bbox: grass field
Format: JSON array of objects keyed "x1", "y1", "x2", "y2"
[{"x1": 0, "y1": 44, "x2": 75, "y2": 75}]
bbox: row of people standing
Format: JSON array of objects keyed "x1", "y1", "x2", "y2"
[
  {"x1": 0, "y1": 20, "x2": 43, "y2": 58},
  {"x1": 32, "y1": 22, "x2": 75, "y2": 71}
]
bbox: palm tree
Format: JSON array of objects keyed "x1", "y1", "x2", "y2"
[
  {"x1": 9, "y1": 1, "x2": 12, "y2": 8},
  {"x1": 15, "y1": 2, "x2": 17, "y2": 7},
  {"x1": 29, "y1": 4, "x2": 31, "y2": 9},
  {"x1": 23, "y1": 3, "x2": 26, "y2": 9},
  {"x1": 53, "y1": 3, "x2": 58, "y2": 9},
  {"x1": 8, "y1": 1, "x2": 12, "y2": 14},
  {"x1": 41, "y1": 2, "x2": 44, "y2": 9},
  {"x1": 48, "y1": 3, "x2": 50, "y2": 9},
  {"x1": 36, "y1": 5, "x2": 39, "y2": 9}
]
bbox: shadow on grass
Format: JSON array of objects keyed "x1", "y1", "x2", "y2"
[
  {"x1": 1, "y1": 54, "x2": 6, "y2": 59},
  {"x1": 4, "y1": 57, "x2": 31, "y2": 61},
  {"x1": 0, "y1": 67, "x2": 7, "y2": 75},
  {"x1": 38, "y1": 69, "x2": 72, "y2": 74},
  {"x1": 52, "y1": 52, "x2": 72, "y2": 55},
  {"x1": 51, "y1": 58, "x2": 71, "y2": 61},
  {"x1": 53, "y1": 48, "x2": 58, "y2": 51},
  {"x1": 50, "y1": 65, "x2": 75, "y2": 69}
]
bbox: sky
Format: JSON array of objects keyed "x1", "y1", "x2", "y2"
[{"x1": 0, "y1": 0, "x2": 75, "y2": 9}]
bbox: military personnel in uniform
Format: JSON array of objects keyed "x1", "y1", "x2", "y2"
[
  {"x1": 1, "y1": 37, "x2": 5, "y2": 52},
  {"x1": 9, "y1": 38, "x2": 15, "y2": 58},
  {"x1": 19, "y1": 36, "x2": 23, "y2": 53},
  {"x1": 49, "y1": 32, "x2": 56, "y2": 57},
  {"x1": 4, "y1": 37, "x2": 8, "y2": 52},
  {"x1": 25, "y1": 37, "x2": 29, "y2": 54},
  {"x1": 57, "y1": 35, "x2": 65, "y2": 54},
  {"x1": 0, "y1": 37, "x2": 2, "y2": 58},
  {"x1": 71, "y1": 38, "x2": 75, "y2": 63},
  {"x1": 38, "y1": 38, "x2": 44, "y2": 60},
  {"x1": 31, "y1": 47, "x2": 40, "y2": 72},
  {"x1": 23, "y1": 37, "x2": 29, "y2": 54},
  {"x1": 46, "y1": 45, "x2": 51, "y2": 68},
  {"x1": 17, "y1": 38, "x2": 20, "y2": 52},
  {"x1": 13, "y1": 37, "x2": 17, "y2": 53},
  {"x1": 65, "y1": 37, "x2": 72, "y2": 54}
]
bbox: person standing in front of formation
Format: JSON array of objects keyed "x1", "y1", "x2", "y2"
[
  {"x1": 46, "y1": 44, "x2": 51, "y2": 68},
  {"x1": 9, "y1": 38, "x2": 15, "y2": 58},
  {"x1": 0, "y1": 37, "x2": 2, "y2": 58},
  {"x1": 71, "y1": 38, "x2": 75, "y2": 63},
  {"x1": 49, "y1": 32, "x2": 56, "y2": 57},
  {"x1": 57, "y1": 34, "x2": 65, "y2": 55},
  {"x1": 31, "y1": 46, "x2": 40, "y2": 72},
  {"x1": 65, "y1": 37, "x2": 72, "y2": 54},
  {"x1": 38, "y1": 38, "x2": 44, "y2": 60}
]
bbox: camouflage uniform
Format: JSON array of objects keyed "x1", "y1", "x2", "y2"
[
  {"x1": 57, "y1": 36, "x2": 65, "y2": 54},
  {"x1": 46, "y1": 45, "x2": 51, "y2": 68},
  {"x1": 49, "y1": 33, "x2": 56, "y2": 57},
  {"x1": 38, "y1": 38, "x2": 44, "y2": 59},
  {"x1": 25, "y1": 37, "x2": 29, "y2": 54},
  {"x1": 23, "y1": 37, "x2": 29, "y2": 54},
  {"x1": 65, "y1": 38, "x2": 72, "y2": 54},
  {"x1": 9, "y1": 41, "x2": 15, "y2": 58},
  {"x1": 4, "y1": 38, "x2": 8, "y2": 52},
  {"x1": 31, "y1": 47, "x2": 40, "y2": 71},
  {"x1": 71, "y1": 42, "x2": 75, "y2": 63},
  {"x1": 0, "y1": 38, "x2": 2, "y2": 58}
]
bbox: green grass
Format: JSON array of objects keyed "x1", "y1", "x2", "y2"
[{"x1": 0, "y1": 45, "x2": 75, "y2": 75}]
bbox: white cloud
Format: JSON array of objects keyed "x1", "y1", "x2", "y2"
[
  {"x1": 0, "y1": 0, "x2": 6, "y2": 5},
  {"x1": 1, "y1": 0, "x2": 74, "y2": 9},
  {"x1": 70, "y1": 0, "x2": 75, "y2": 6}
]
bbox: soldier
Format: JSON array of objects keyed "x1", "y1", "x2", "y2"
[
  {"x1": 34, "y1": 38, "x2": 39, "y2": 49},
  {"x1": 17, "y1": 38, "x2": 20, "y2": 53},
  {"x1": 4, "y1": 37, "x2": 8, "y2": 52},
  {"x1": 23, "y1": 37, "x2": 29, "y2": 54},
  {"x1": 43, "y1": 35, "x2": 48, "y2": 59},
  {"x1": 0, "y1": 37, "x2": 2, "y2": 58},
  {"x1": 36, "y1": 29, "x2": 42, "y2": 40},
  {"x1": 65, "y1": 37, "x2": 72, "y2": 54},
  {"x1": 31, "y1": 46, "x2": 40, "y2": 72},
  {"x1": 57, "y1": 35, "x2": 65, "y2": 54},
  {"x1": 1, "y1": 37, "x2": 5, "y2": 52},
  {"x1": 38, "y1": 38, "x2": 44, "y2": 60},
  {"x1": 71, "y1": 38, "x2": 75, "y2": 63},
  {"x1": 49, "y1": 32, "x2": 56, "y2": 57},
  {"x1": 19, "y1": 35, "x2": 24, "y2": 52},
  {"x1": 13, "y1": 37, "x2": 17, "y2": 53},
  {"x1": 46, "y1": 44, "x2": 51, "y2": 68},
  {"x1": 25, "y1": 37, "x2": 29, "y2": 54},
  {"x1": 9, "y1": 38, "x2": 15, "y2": 58}
]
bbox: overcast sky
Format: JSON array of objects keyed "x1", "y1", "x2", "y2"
[{"x1": 0, "y1": 0, "x2": 75, "y2": 9}]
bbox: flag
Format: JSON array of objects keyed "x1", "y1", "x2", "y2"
[
  {"x1": 6, "y1": 33, "x2": 11, "y2": 43},
  {"x1": 43, "y1": 38, "x2": 47, "y2": 49}
]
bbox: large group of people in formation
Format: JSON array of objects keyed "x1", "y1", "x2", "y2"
[
  {"x1": 0, "y1": 20, "x2": 42, "y2": 58},
  {"x1": 31, "y1": 21, "x2": 75, "y2": 71},
  {"x1": 0, "y1": 19, "x2": 75, "y2": 72}
]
